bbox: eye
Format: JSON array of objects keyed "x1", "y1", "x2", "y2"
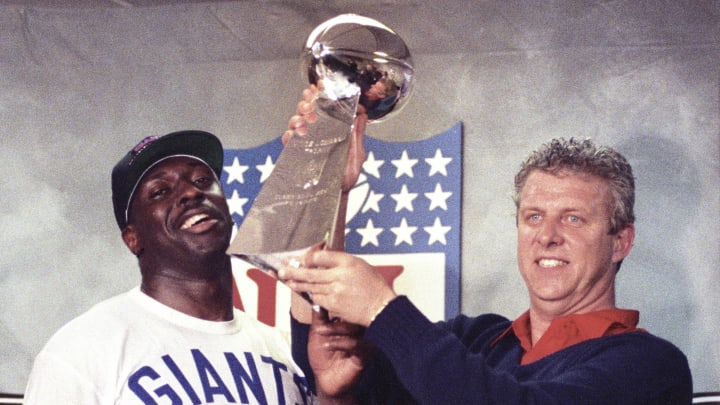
[
  {"x1": 522, "y1": 213, "x2": 541, "y2": 224},
  {"x1": 193, "y1": 176, "x2": 213, "y2": 188},
  {"x1": 149, "y1": 186, "x2": 169, "y2": 199},
  {"x1": 566, "y1": 214, "x2": 583, "y2": 225}
]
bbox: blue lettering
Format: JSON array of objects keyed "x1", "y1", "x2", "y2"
[
  {"x1": 225, "y1": 352, "x2": 268, "y2": 405},
  {"x1": 128, "y1": 366, "x2": 182, "y2": 405},
  {"x1": 128, "y1": 349, "x2": 309, "y2": 404},
  {"x1": 161, "y1": 354, "x2": 202, "y2": 404},
  {"x1": 261, "y1": 355, "x2": 288, "y2": 405},
  {"x1": 292, "y1": 374, "x2": 312, "y2": 405},
  {"x1": 191, "y1": 349, "x2": 236, "y2": 403}
]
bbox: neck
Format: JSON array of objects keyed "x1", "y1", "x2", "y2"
[
  {"x1": 140, "y1": 255, "x2": 234, "y2": 321},
  {"x1": 528, "y1": 295, "x2": 616, "y2": 346}
]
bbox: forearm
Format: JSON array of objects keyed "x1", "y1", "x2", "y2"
[
  {"x1": 363, "y1": 296, "x2": 492, "y2": 402},
  {"x1": 365, "y1": 297, "x2": 542, "y2": 402},
  {"x1": 290, "y1": 192, "x2": 350, "y2": 325}
]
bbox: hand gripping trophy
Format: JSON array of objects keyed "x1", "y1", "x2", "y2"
[{"x1": 227, "y1": 14, "x2": 414, "y2": 279}]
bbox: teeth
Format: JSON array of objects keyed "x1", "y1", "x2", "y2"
[
  {"x1": 181, "y1": 214, "x2": 208, "y2": 230},
  {"x1": 538, "y1": 259, "x2": 567, "y2": 268}
]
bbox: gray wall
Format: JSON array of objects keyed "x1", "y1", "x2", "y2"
[{"x1": 1, "y1": 0, "x2": 718, "y2": 394}]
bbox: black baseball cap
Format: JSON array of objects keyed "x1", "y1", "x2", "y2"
[{"x1": 111, "y1": 130, "x2": 224, "y2": 230}]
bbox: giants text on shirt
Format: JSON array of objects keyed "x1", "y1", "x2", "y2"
[{"x1": 127, "y1": 348, "x2": 313, "y2": 405}]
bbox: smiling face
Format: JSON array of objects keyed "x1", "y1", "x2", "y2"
[
  {"x1": 516, "y1": 170, "x2": 635, "y2": 317},
  {"x1": 122, "y1": 156, "x2": 232, "y2": 275}
]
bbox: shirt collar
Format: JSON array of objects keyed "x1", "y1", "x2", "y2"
[{"x1": 491, "y1": 308, "x2": 642, "y2": 365}]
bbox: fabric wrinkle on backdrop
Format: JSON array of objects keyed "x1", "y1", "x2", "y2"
[{"x1": 0, "y1": 0, "x2": 717, "y2": 396}]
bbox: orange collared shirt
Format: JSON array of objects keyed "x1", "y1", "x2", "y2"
[{"x1": 492, "y1": 309, "x2": 645, "y2": 365}]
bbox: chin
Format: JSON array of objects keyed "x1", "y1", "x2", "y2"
[
  {"x1": 530, "y1": 284, "x2": 571, "y2": 301},
  {"x1": 192, "y1": 238, "x2": 231, "y2": 257}
]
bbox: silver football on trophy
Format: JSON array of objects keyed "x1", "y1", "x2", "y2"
[{"x1": 302, "y1": 14, "x2": 415, "y2": 123}]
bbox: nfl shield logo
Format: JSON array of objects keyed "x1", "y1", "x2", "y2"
[{"x1": 222, "y1": 123, "x2": 462, "y2": 329}]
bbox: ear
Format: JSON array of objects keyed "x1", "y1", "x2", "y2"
[
  {"x1": 612, "y1": 224, "x2": 635, "y2": 264},
  {"x1": 121, "y1": 225, "x2": 142, "y2": 256}
]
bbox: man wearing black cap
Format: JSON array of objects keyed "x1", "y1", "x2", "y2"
[{"x1": 24, "y1": 130, "x2": 315, "y2": 404}]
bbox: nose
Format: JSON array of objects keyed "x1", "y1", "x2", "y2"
[
  {"x1": 536, "y1": 220, "x2": 564, "y2": 247},
  {"x1": 177, "y1": 180, "x2": 205, "y2": 207}
]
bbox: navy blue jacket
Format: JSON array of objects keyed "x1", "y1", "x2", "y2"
[{"x1": 292, "y1": 296, "x2": 692, "y2": 404}]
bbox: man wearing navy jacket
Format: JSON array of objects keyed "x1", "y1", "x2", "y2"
[{"x1": 282, "y1": 103, "x2": 692, "y2": 405}]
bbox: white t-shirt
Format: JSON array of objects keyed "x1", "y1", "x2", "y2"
[{"x1": 24, "y1": 287, "x2": 315, "y2": 404}]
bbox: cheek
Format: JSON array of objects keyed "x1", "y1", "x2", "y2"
[
  {"x1": 516, "y1": 227, "x2": 534, "y2": 249},
  {"x1": 208, "y1": 186, "x2": 229, "y2": 208},
  {"x1": 516, "y1": 230, "x2": 535, "y2": 266},
  {"x1": 570, "y1": 233, "x2": 613, "y2": 266},
  {"x1": 130, "y1": 202, "x2": 162, "y2": 229},
  {"x1": 213, "y1": 197, "x2": 232, "y2": 222},
  {"x1": 145, "y1": 207, "x2": 168, "y2": 228}
]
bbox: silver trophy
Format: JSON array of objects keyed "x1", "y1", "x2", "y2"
[{"x1": 227, "y1": 14, "x2": 414, "y2": 276}]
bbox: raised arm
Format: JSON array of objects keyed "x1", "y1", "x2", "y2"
[{"x1": 285, "y1": 86, "x2": 368, "y2": 324}]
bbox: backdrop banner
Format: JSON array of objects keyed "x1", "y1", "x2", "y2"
[{"x1": 223, "y1": 123, "x2": 462, "y2": 331}]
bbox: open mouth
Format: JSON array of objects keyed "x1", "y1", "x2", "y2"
[
  {"x1": 537, "y1": 258, "x2": 568, "y2": 268},
  {"x1": 180, "y1": 213, "x2": 214, "y2": 230}
]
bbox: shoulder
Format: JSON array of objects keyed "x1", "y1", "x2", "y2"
[
  {"x1": 583, "y1": 331, "x2": 687, "y2": 359},
  {"x1": 26, "y1": 291, "x2": 138, "y2": 395},
  {"x1": 594, "y1": 331, "x2": 690, "y2": 369},
  {"x1": 38, "y1": 290, "x2": 137, "y2": 353},
  {"x1": 564, "y1": 332, "x2": 692, "y2": 402},
  {"x1": 556, "y1": 332, "x2": 691, "y2": 387}
]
